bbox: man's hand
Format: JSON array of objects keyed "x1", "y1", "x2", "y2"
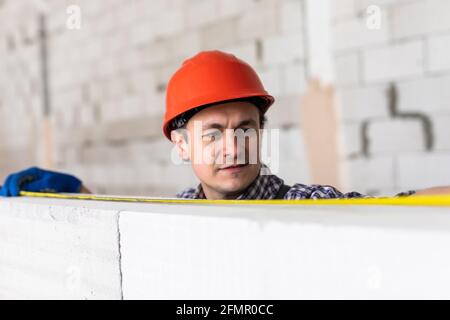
[
  {"x1": 414, "y1": 186, "x2": 450, "y2": 196},
  {"x1": 0, "y1": 167, "x2": 83, "y2": 197}
]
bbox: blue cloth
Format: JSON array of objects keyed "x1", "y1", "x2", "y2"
[{"x1": 0, "y1": 167, "x2": 82, "y2": 197}]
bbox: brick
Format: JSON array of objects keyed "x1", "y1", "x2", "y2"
[
  {"x1": 282, "y1": 63, "x2": 307, "y2": 95},
  {"x1": 185, "y1": 0, "x2": 219, "y2": 29},
  {"x1": 217, "y1": 0, "x2": 255, "y2": 19},
  {"x1": 392, "y1": 0, "x2": 450, "y2": 40},
  {"x1": 237, "y1": 0, "x2": 278, "y2": 41},
  {"x1": 153, "y1": 11, "x2": 184, "y2": 38},
  {"x1": 79, "y1": 105, "x2": 96, "y2": 127},
  {"x1": 200, "y1": 18, "x2": 238, "y2": 51},
  {"x1": 257, "y1": 66, "x2": 283, "y2": 97},
  {"x1": 357, "y1": 0, "x2": 413, "y2": 10},
  {"x1": 265, "y1": 94, "x2": 302, "y2": 128},
  {"x1": 222, "y1": 43, "x2": 258, "y2": 68},
  {"x1": 168, "y1": 32, "x2": 201, "y2": 62},
  {"x1": 341, "y1": 122, "x2": 363, "y2": 158},
  {"x1": 346, "y1": 156, "x2": 395, "y2": 194},
  {"x1": 367, "y1": 119, "x2": 426, "y2": 155},
  {"x1": 338, "y1": 85, "x2": 389, "y2": 122},
  {"x1": 362, "y1": 41, "x2": 424, "y2": 83},
  {"x1": 280, "y1": 0, "x2": 304, "y2": 33},
  {"x1": 130, "y1": 20, "x2": 157, "y2": 47},
  {"x1": 131, "y1": 70, "x2": 157, "y2": 98},
  {"x1": 335, "y1": 52, "x2": 360, "y2": 87},
  {"x1": 333, "y1": 15, "x2": 389, "y2": 52},
  {"x1": 262, "y1": 33, "x2": 304, "y2": 66},
  {"x1": 139, "y1": 39, "x2": 171, "y2": 68},
  {"x1": 427, "y1": 33, "x2": 450, "y2": 73},
  {"x1": 276, "y1": 128, "x2": 310, "y2": 184},
  {"x1": 397, "y1": 75, "x2": 450, "y2": 115},
  {"x1": 398, "y1": 153, "x2": 450, "y2": 190},
  {"x1": 431, "y1": 115, "x2": 450, "y2": 151},
  {"x1": 331, "y1": 0, "x2": 357, "y2": 19}
]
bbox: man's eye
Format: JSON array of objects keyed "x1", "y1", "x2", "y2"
[{"x1": 202, "y1": 130, "x2": 221, "y2": 141}]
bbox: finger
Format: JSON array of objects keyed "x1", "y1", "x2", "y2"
[
  {"x1": 22, "y1": 179, "x2": 55, "y2": 193},
  {"x1": 0, "y1": 175, "x2": 13, "y2": 197},
  {"x1": 9, "y1": 174, "x2": 37, "y2": 197}
]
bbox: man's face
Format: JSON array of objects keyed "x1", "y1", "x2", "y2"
[{"x1": 174, "y1": 101, "x2": 263, "y2": 199}]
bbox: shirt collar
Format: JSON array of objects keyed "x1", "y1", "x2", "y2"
[{"x1": 193, "y1": 164, "x2": 285, "y2": 200}]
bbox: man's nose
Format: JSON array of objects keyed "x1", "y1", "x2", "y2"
[
  {"x1": 222, "y1": 129, "x2": 247, "y2": 163},
  {"x1": 222, "y1": 129, "x2": 238, "y2": 158}
]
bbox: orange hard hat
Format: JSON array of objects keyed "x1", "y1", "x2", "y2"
[{"x1": 163, "y1": 50, "x2": 275, "y2": 140}]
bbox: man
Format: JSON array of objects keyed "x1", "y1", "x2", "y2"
[{"x1": 1, "y1": 51, "x2": 449, "y2": 199}]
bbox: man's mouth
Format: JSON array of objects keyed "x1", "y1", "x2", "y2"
[{"x1": 219, "y1": 164, "x2": 249, "y2": 172}]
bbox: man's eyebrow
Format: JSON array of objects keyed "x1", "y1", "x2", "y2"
[
  {"x1": 202, "y1": 119, "x2": 258, "y2": 129},
  {"x1": 237, "y1": 119, "x2": 258, "y2": 127},
  {"x1": 202, "y1": 122, "x2": 224, "y2": 130}
]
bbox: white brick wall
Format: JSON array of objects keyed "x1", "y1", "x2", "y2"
[
  {"x1": 398, "y1": 153, "x2": 450, "y2": 190},
  {"x1": 335, "y1": 52, "x2": 360, "y2": 87},
  {"x1": 341, "y1": 122, "x2": 363, "y2": 158},
  {"x1": 431, "y1": 116, "x2": 450, "y2": 151},
  {"x1": 362, "y1": 41, "x2": 424, "y2": 83},
  {"x1": 262, "y1": 33, "x2": 304, "y2": 66},
  {"x1": 367, "y1": 119, "x2": 426, "y2": 155},
  {"x1": 397, "y1": 75, "x2": 450, "y2": 115},
  {"x1": 334, "y1": 0, "x2": 450, "y2": 194},
  {"x1": 338, "y1": 85, "x2": 389, "y2": 122},
  {"x1": 333, "y1": 15, "x2": 389, "y2": 52},
  {"x1": 346, "y1": 156, "x2": 395, "y2": 194},
  {"x1": 392, "y1": 0, "x2": 450, "y2": 40},
  {"x1": 427, "y1": 34, "x2": 450, "y2": 73}
]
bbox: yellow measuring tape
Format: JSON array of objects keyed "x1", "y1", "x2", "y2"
[{"x1": 19, "y1": 191, "x2": 450, "y2": 207}]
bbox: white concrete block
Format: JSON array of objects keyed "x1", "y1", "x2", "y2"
[
  {"x1": 217, "y1": 0, "x2": 255, "y2": 19},
  {"x1": 200, "y1": 18, "x2": 238, "y2": 51},
  {"x1": 367, "y1": 119, "x2": 426, "y2": 155},
  {"x1": 338, "y1": 85, "x2": 389, "y2": 122},
  {"x1": 117, "y1": 200, "x2": 450, "y2": 299},
  {"x1": 0, "y1": 200, "x2": 121, "y2": 299},
  {"x1": 265, "y1": 94, "x2": 302, "y2": 128},
  {"x1": 262, "y1": 33, "x2": 304, "y2": 66},
  {"x1": 363, "y1": 41, "x2": 424, "y2": 83},
  {"x1": 397, "y1": 75, "x2": 450, "y2": 115},
  {"x1": 335, "y1": 52, "x2": 360, "y2": 87},
  {"x1": 331, "y1": 0, "x2": 357, "y2": 19},
  {"x1": 257, "y1": 66, "x2": 283, "y2": 97},
  {"x1": 276, "y1": 128, "x2": 310, "y2": 184},
  {"x1": 398, "y1": 153, "x2": 450, "y2": 190},
  {"x1": 282, "y1": 62, "x2": 307, "y2": 95},
  {"x1": 237, "y1": 0, "x2": 278, "y2": 41},
  {"x1": 431, "y1": 115, "x2": 450, "y2": 151},
  {"x1": 185, "y1": 0, "x2": 219, "y2": 28},
  {"x1": 139, "y1": 40, "x2": 171, "y2": 68},
  {"x1": 280, "y1": 0, "x2": 304, "y2": 32},
  {"x1": 130, "y1": 20, "x2": 156, "y2": 47},
  {"x1": 357, "y1": 0, "x2": 413, "y2": 10},
  {"x1": 153, "y1": 11, "x2": 184, "y2": 38},
  {"x1": 392, "y1": 0, "x2": 450, "y2": 40},
  {"x1": 341, "y1": 122, "x2": 363, "y2": 157},
  {"x1": 169, "y1": 32, "x2": 202, "y2": 62},
  {"x1": 346, "y1": 156, "x2": 395, "y2": 194},
  {"x1": 333, "y1": 15, "x2": 389, "y2": 52},
  {"x1": 427, "y1": 33, "x2": 450, "y2": 73},
  {"x1": 222, "y1": 43, "x2": 258, "y2": 68}
]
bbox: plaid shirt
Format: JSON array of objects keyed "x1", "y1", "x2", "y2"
[{"x1": 177, "y1": 165, "x2": 416, "y2": 200}]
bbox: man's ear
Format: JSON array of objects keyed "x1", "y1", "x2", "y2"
[{"x1": 171, "y1": 129, "x2": 190, "y2": 162}]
